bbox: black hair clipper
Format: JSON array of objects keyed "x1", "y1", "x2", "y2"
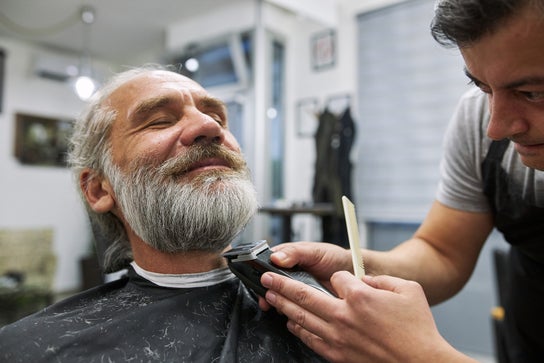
[{"x1": 223, "y1": 240, "x2": 335, "y2": 297}]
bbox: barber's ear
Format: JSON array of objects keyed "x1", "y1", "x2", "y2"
[{"x1": 80, "y1": 168, "x2": 115, "y2": 213}]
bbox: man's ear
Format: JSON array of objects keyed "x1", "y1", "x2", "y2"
[{"x1": 80, "y1": 168, "x2": 115, "y2": 213}]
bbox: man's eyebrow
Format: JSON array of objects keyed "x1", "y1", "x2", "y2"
[
  {"x1": 199, "y1": 96, "x2": 227, "y2": 111},
  {"x1": 464, "y1": 67, "x2": 544, "y2": 89},
  {"x1": 130, "y1": 96, "x2": 173, "y2": 121}
]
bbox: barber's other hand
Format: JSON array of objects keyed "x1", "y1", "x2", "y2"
[{"x1": 261, "y1": 271, "x2": 475, "y2": 363}]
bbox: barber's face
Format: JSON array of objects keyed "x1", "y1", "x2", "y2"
[
  {"x1": 107, "y1": 70, "x2": 242, "y2": 174},
  {"x1": 460, "y1": 6, "x2": 544, "y2": 170}
]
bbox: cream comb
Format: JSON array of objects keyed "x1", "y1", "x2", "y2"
[{"x1": 342, "y1": 196, "x2": 365, "y2": 278}]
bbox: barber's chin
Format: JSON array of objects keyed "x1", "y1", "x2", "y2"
[{"x1": 517, "y1": 149, "x2": 544, "y2": 171}]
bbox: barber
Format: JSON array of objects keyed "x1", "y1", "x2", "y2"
[{"x1": 260, "y1": 0, "x2": 544, "y2": 361}]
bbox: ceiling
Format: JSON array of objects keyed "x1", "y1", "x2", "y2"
[{"x1": 0, "y1": 0, "x2": 243, "y2": 65}]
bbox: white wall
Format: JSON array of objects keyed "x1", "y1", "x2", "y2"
[{"x1": 0, "y1": 37, "x2": 98, "y2": 292}]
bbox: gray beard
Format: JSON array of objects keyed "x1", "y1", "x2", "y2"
[{"x1": 108, "y1": 146, "x2": 258, "y2": 254}]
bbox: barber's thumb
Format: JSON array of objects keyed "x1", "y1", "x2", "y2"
[
  {"x1": 362, "y1": 274, "x2": 405, "y2": 292},
  {"x1": 329, "y1": 270, "x2": 361, "y2": 296},
  {"x1": 269, "y1": 250, "x2": 295, "y2": 267}
]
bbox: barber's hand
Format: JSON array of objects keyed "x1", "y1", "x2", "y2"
[
  {"x1": 258, "y1": 242, "x2": 352, "y2": 311},
  {"x1": 261, "y1": 271, "x2": 475, "y2": 363},
  {"x1": 271, "y1": 241, "x2": 353, "y2": 280}
]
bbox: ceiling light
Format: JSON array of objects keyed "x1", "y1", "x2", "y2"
[
  {"x1": 74, "y1": 5, "x2": 97, "y2": 101},
  {"x1": 184, "y1": 57, "x2": 199, "y2": 72},
  {"x1": 74, "y1": 76, "x2": 96, "y2": 101}
]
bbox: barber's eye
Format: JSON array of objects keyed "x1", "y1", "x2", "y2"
[{"x1": 522, "y1": 91, "x2": 544, "y2": 102}]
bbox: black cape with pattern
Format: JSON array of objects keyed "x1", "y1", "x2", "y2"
[{"x1": 0, "y1": 267, "x2": 326, "y2": 363}]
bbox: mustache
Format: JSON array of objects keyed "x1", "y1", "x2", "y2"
[{"x1": 156, "y1": 144, "x2": 248, "y2": 178}]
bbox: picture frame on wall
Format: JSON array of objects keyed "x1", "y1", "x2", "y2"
[
  {"x1": 311, "y1": 29, "x2": 335, "y2": 71},
  {"x1": 14, "y1": 113, "x2": 74, "y2": 167}
]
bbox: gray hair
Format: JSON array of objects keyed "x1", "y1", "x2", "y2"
[
  {"x1": 431, "y1": 0, "x2": 544, "y2": 48},
  {"x1": 68, "y1": 64, "x2": 171, "y2": 272}
]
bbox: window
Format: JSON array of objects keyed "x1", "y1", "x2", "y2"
[{"x1": 172, "y1": 33, "x2": 252, "y2": 89}]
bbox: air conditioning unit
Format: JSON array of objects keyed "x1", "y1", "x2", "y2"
[{"x1": 32, "y1": 52, "x2": 80, "y2": 82}]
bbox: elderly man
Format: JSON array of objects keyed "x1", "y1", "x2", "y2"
[{"x1": 0, "y1": 66, "x2": 324, "y2": 363}]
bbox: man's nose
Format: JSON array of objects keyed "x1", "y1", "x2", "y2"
[
  {"x1": 487, "y1": 94, "x2": 527, "y2": 140},
  {"x1": 178, "y1": 110, "x2": 225, "y2": 146}
]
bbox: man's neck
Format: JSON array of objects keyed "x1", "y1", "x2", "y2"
[{"x1": 130, "y1": 238, "x2": 229, "y2": 274}]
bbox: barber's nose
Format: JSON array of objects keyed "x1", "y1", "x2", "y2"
[
  {"x1": 179, "y1": 110, "x2": 225, "y2": 146},
  {"x1": 487, "y1": 94, "x2": 527, "y2": 140}
]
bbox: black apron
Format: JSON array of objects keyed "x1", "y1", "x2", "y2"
[{"x1": 481, "y1": 139, "x2": 544, "y2": 362}]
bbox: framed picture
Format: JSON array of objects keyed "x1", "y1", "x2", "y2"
[
  {"x1": 311, "y1": 29, "x2": 335, "y2": 71},
  {"x1": 14, "y1": 113, "x2": 74, "y2": 167},
  {"x1": 296, "y1": 97, "x2": 319, "y2": 137}
]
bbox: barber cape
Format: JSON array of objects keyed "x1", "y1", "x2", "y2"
[{"x1": 0, "y1": 265, "x2": 325, "y2": 363}]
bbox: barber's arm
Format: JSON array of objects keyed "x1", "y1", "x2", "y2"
[
  {"x1": 368, "y1": 200, "x2": 493, "y2": 304},
  {"x1": 266, "y1": 200, "x2": 493, "y2": 305},
  {"x1": 261, "y1": 271, "x2": 478, "y2": 363},
  {"x1": 258, "y1": 200, "x2": 493, "y2": 361}
]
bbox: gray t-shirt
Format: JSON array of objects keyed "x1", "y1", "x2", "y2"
[{"x1": 436, "y1": 87, "x2": 544, "y2": 212}]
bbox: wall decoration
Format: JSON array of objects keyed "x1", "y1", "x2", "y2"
[
  {"x1": 296, "y1": 97, "x2": 319, "y2": 137},
  {"x1": 14, "y1": 113, "x2": 74, "y2": 167},
  {"x1": 311, "y1": 29, "x2": 335, "y2": 71}
]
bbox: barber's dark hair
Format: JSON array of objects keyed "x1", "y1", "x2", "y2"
[{"x1": 431, "y1": 0, "x2": 543, "y2": 48}]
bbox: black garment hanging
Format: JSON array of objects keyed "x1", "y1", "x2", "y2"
[
  {"x1": 312, "y1": 106, "x2": 356, "y2": 246},
  {"x1": 336, "y1": 106, "x2": 356, "y2": 202},
  {"x1": 481, "y1": 139, "x2": 544, "y2": 362}
]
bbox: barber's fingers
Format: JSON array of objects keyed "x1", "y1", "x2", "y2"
[
  {"x1": 270, "y1": 242, "x2": 353, "y2": 279},
  {"x1": 361, "y1": 274, "x2": 426, "y2": 298},
  {"x1": 329, "y1": 271, "x2": 424, "y2": 301},
  {"x1": 328, "y1": 270, "x2": 374, "y2": 300},
  {"x1": 286, "y1": 320, "x2": 348, "y2": 363},
  {"x1": 262, "y1": 273, "x2": 353, "y2": 362},
  {"x1": 261, "y1": 272, "x2": 335, "y2": 333},
  {"x1": 269, "y1": 242, "x2": 325, "y2": 269},
  {"x1": 257, "y1": 295, "x2": 272, "y2": 311}
]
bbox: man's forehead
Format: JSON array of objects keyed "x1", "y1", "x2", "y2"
[
  {"x1": 122, "y1": 71, "x2": 202, "y2": 93},
  {"x1": 107, "y1": 71, "x2": 207, "y2": 109}
]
